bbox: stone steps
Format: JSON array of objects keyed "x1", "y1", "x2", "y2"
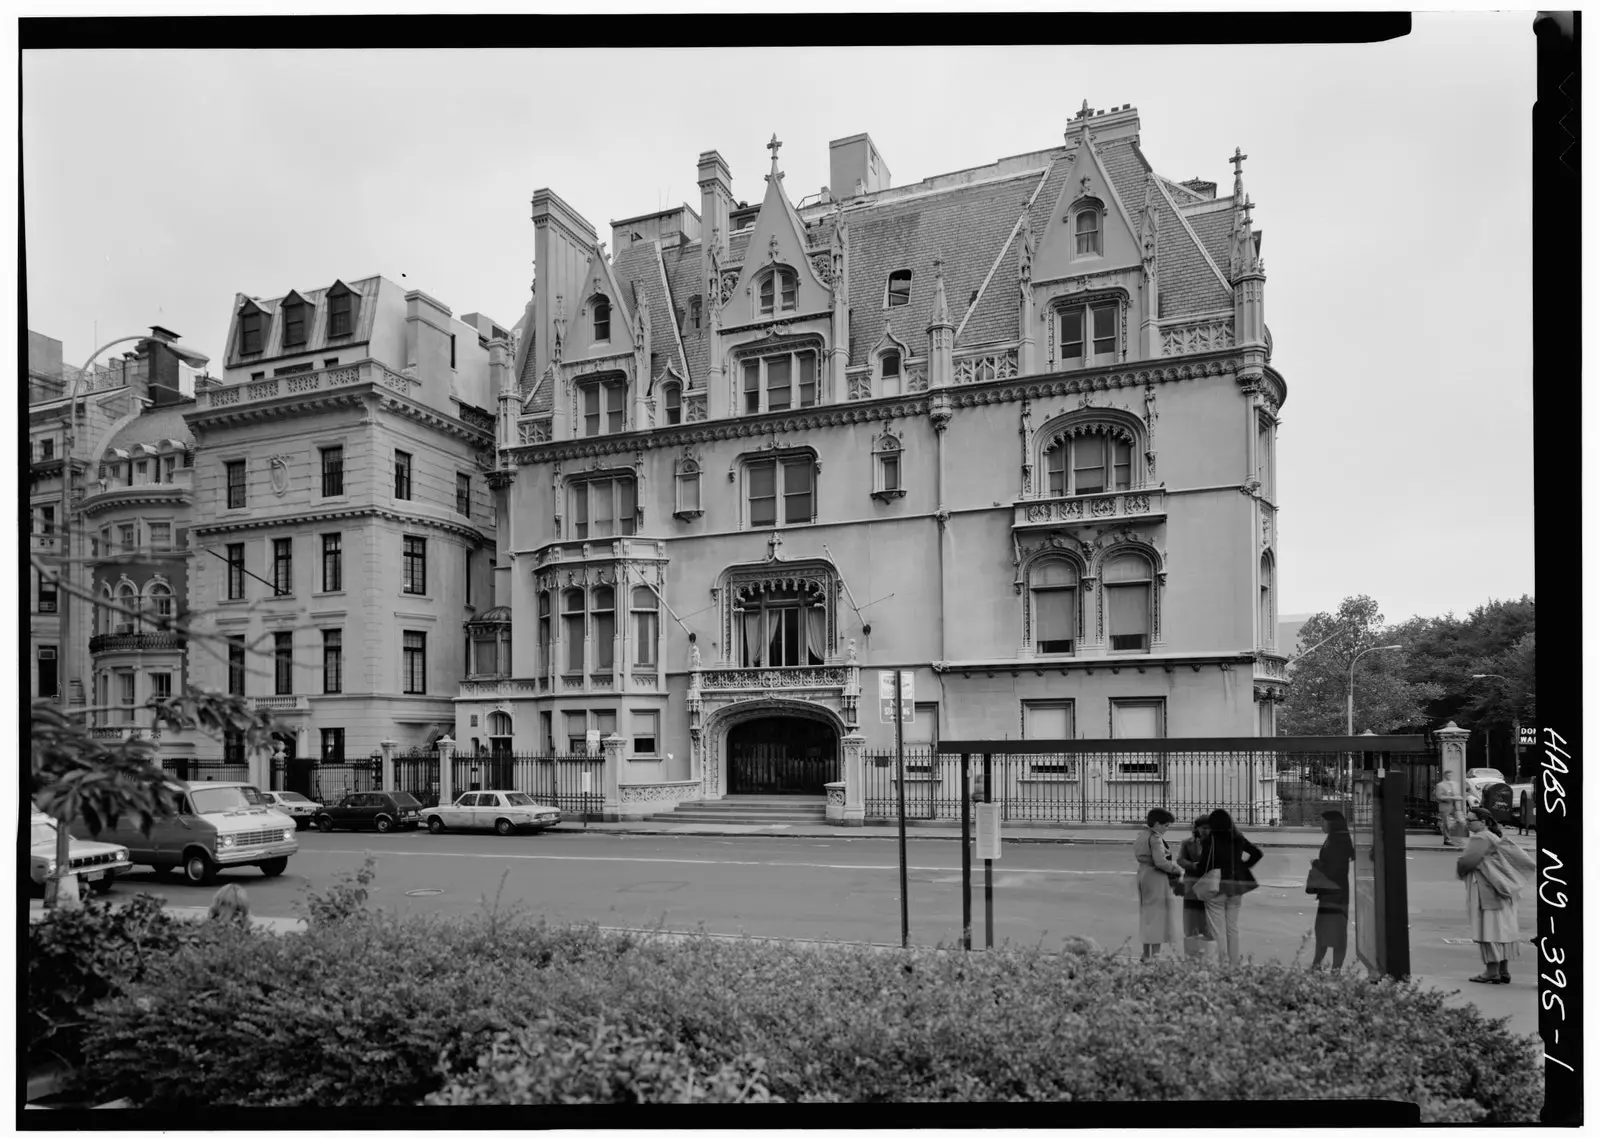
[{"x1": 649, "y1": 795, "x2": 828, "y2": 825}]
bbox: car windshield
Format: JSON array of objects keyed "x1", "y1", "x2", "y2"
[
  {"x1": 391, "y1": 794, "x2": 421, "y2": 808},
  {"x1": 190, "y1": 786, "x2": 265, "y2": 814},
  {"x1": 31, "y1": 821, "x2": 57, "y2": 845},
  {"x1": 504, "y1": 793, "x2": 536, "y2": 807},
  {"x1": 277, "y1": 792, "x2": 312, "y2": 803}
]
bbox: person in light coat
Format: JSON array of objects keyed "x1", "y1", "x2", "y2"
[
  {"x1": 1456, "y1": 806, "x2": 1535, "y2": 984},
  {"x1": 1134, "y1": 807, "x2": 1183, "y2": 959}
]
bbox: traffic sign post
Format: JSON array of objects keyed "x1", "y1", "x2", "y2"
[
  {"x1": 893, "y1": 669, "x2": 909, "y2": 949},
  {"x1": 983, "y1": 752, "x2": 995, "y2": 948},
  {"x1": 879, "y1": 670, "x2": 913, "y2": 723}
]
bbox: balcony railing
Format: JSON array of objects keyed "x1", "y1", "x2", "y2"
[
  {"x1": 1014, "y1": 485, "x2": 1166, "y2": 529},
  {"x1": 250, "y1": 695, "x2": 310, "y2": 711},
  {"x1": 458, "y1": 678, "x2": 540, "y2": 698},
  {"x1": 200, "y1": 360, "x2": 417, "y2": 409},
  {"x1": 695, "y1": 665, "x2": 853, "y2": 692},
  {"x1": 89, "y1": 631, "x2": 186, "y2": 653}
]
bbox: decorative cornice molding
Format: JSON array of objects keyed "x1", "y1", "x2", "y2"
[
  {"x1": 80, "y1": 487, "x2": 193, "y2": 518},
  {"x1": 377, "y1": 393, "x2": 495, "y2": 447},
  {"x1": 191, "y1": 505, "x2": 487, "y2": 542},
  {"x1": 184, "y1": 387, "x2": 373, "y2": 433}
]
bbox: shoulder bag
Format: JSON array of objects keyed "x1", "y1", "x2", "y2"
[
  {"x1": 1193, "y1": 840, "x2": 1223, "y2": 902},
  {"x1": 1305, "y1": 860, "x2": 1341, "y2": 894}
]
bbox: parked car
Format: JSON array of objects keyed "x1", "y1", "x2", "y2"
[
  {"x1": 1509, "y1": 779, "x2": 1536, "y2": 829},
  {"x1": 421, "y1": 791, "x2": 561, "y2": 835},
  {"x1": 29, "y1": 812, "x2": 134, "y2": 896},
  {"x1": 260, "y1": 790, "x2": 320, "y2": 829},
  {"x1": 1465, "y1": 766, "x2": 1508, "y2": 796},
  {"x1": 73, "y1": 781, "x2": 300, "y2": 885},
  {"x1": 314, "y1": 791, "x2": 424, "y2": 834}
]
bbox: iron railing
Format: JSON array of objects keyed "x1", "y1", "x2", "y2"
[
  {"x1": 161, "y1": 758, "x2": 249, "y2": 784},
  {"x1": 863, "y1": 737, "x2": 1436, "y2": 828},
  {"x1": 392, "y1": 749, "x2": 441, "y2": 807},
  {"x1": 449, "y1": 753, "x2": 606, "y2": 820}
]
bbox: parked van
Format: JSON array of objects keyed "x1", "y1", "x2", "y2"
[{"x1": 75, "y1": 780, "x2": 300, "y2": 885}]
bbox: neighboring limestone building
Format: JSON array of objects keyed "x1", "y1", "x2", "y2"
[
  {"x1": 183, "y1": 277, "x2": 506, "y2": 793},
  {"x1": 465, "y1": 101, "x2": 1290, "y2": 820}
]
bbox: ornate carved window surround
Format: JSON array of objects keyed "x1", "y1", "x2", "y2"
[
  {"x1": 1033, "y1": 407, "x2": 1146, "y2": 498},
  {"x1": 715, "y1": 558, "x2": 841, "y2": 668},
  {"x1": 1046, "y1": 288, "x2": 1129, "y2": 370}
]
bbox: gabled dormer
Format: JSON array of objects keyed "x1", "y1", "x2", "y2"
[
  {"x1": 235, "y1": 296, "x2": 272, "y2": 360},
  {"x1": 723, "y1": 136, "x2": 829, "y2": 328},
  {"x1": 325, "y1": 280, "x2": 360, "y2": 341},
  {"x1": 564, "y1": 244, "x2": 639, "y2": 361},
  {"x1": 1034, "y1": 117, "x2": 1142, "y2": 282},
  {"x1": 280, "y1": 290, "x2": 313, "y2": 352}
]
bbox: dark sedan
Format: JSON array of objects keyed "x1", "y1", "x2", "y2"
[{"x1": 314, "y1": 792, "x2": 425, "y2": 834}]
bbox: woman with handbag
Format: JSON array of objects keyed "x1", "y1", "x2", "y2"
[
  {"x1": 1194, "y1": 808, "x2": 1264, "y2": 964},
  {"x1": 1133, "y1": 807, "x2": 1184, "y2": 959},
  {"x1": 1176, "y1": 815, "x2": 1213, "y2": 958},
  {"x1": 1456, "y1": 806, "x2": 1536, "y2": 984},
  {"x1": 1307, "y1": 810, "x2": 1354, "y2": 970}
]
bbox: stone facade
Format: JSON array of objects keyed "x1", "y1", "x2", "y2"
[{"x1": 465, "y1": 104, "x2": 1290, "y2": 808}]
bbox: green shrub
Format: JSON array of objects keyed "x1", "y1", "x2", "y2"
[
  {"x1": 427, "y1": 1016, "x2": 780, "y2": 1104},
  {"x1": 26, "y1": 892, "x2": 195, "y2": 1069},
  {"x1": 76, "y1": 912, "x2": 1542, "y2": 1118}
]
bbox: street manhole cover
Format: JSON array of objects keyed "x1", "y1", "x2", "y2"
[{"x1": 405, "y1": 888, "x2": 444, "y2": 897}]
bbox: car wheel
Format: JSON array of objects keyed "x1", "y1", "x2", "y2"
[
  {"x1": 183, "y1": 852, "x2": 216, "y2": 885},
  {"x1": 496, "y1": 818, "x2": 515, "y2": 836},
  {"x1": 259, "y1": 857, "x2": 289, "y2": 877},
  {"x1": 90, "y1": 877, "x2": 116, "y2": 895},
  {"x1": 428, "y1": 816, "x2": 445, "y2": 834},
  {"x1": 316, "y1": 815, "x2": 334, "y2": 833},
  {"x1": 376, "y1": 816, "x2": 393, "y2": 834}
]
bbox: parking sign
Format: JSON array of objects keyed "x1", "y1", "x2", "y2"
[{"x1": 878, "y1": 671, "x2": 914, "y2": 723}]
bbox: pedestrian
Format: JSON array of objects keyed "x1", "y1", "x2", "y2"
[
  {"x1": 1195, "y1": 808, "x2": 1264, "y2": 964},
  {"x1": 1456, "y1": 806, "x2": 1536, "y2": 984},
  {"x1": 1175, "y1": 815, "x2": 1214, "y2": 959},
  {"x1": 1435, "y1": 771, "x2": 1464, "y2": 847},
  {"x1": 1133, "y1": 807, "x2": 1183, "y2": 960},
  {"x1": 207, "y1": 882, "x2": 251, "y2": 927},
  {"x1": 1307, "y1": 810, "x2": 1354, "y2": 971}
]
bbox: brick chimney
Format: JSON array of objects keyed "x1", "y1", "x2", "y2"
[{"x1": 143, "y1": 326, "x2": 185, "y2": 407}]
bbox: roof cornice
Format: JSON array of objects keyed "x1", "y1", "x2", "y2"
[{"x1": 191, "y1": 504, "x2": 487, "y2": 542}]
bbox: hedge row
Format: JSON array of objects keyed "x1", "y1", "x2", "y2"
[{"x1": 51, "y1": 914, "x2": 1538, "y2": 1116}]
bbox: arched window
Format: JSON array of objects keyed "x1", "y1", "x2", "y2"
[
  {"x1": 1030, "y1": 559, "x2": 1079, "y2": 655},
  {"x1": 632, "y1": 586, "x2": 658, "y2": 667},
  {"x1": 1103, "y1": 554, "x2": 1153, "y2": 653},
  {"x1": 879, "y1": 350, "x2": 902, "y2": 397},
  {"x1": 487, "y1": 711, "x2": 513, "y2": 736},
  {"x1": 592, "y1": 585, "x2": 616, "y2": 672},
  {"x1": 1259, "y1": 554, "x2": 1274, "y2": 649},
  {"x1": 115, "y1": 582, "x2": 139, "y2": 634},
  {"x1": 759, "y1": 268, "x2": 797, "y2": 317},
  {"x1": 1074, "y1": 206, "x2": 1102, "y2": 256},
  {"x1": 662, "y1": 381, "x2": 681, "y2": 425},
  {"x1": 147, "y1": 581, "x2": 174, "y2": 625},
  {"x1": 537, "y1": 591, "x2": 552, "y2": 675},
  {"x1": 591, "y1": 295, "x2": 611, "y2": 341},
  {"x1": 562, "y1": 589, "x2": 585, "y2": 673},
  {"x1": 1043, "y1": 426, "x2": 1134, "y2": 495}
]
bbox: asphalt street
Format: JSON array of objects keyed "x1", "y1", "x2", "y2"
[{"x1": 104, "y1": 826, "x2": 1540, "y2": 1035}]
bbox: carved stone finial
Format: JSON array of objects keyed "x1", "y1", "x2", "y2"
[
  {"x1": 1229, "y1": 146, "x2": 1249, "y2": 201},
  {"x1": 1078, "y1": 98, "x2": 1091, "y2": 119}
]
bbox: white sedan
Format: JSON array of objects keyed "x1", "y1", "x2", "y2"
[
  {"x1": 421, "y1": 791, "x2": 561, "y2": 836},
  {"x1": 260, "y1": 790, "x2": 320, "y2": 829}
]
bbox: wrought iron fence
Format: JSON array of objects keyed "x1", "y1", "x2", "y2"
[
  {"x1": 392, "y1": 749, "x2": 441, "y2": 808},
  {"x1": 864, "y1": 738, "x2": 1436, "y2": 828},
  {"x1": 305, "y1": 758, "x2": 381, "y2": 804},
  {"x1": 449, "y1": 753, "x2": 605, "y2": 820},
  {"x1": 161, "y1": 758, "x2": 249, "y2": 784}
]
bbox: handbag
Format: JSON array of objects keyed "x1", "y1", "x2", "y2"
[
  {"x1": 1305, "y1": 861, "x2": 1341, "y2": 894},
  {"x1": 1192, "y1": 840, "x2": 1223, "y2": 901}
]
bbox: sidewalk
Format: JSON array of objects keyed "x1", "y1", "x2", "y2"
[
  {"x1": 27, "y1": 899, "x2": 307, "y2": 935},
  {"x1": 548, "y1": 817, "x2": 1538, "y2": 853}
]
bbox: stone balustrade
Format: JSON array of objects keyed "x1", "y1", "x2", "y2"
[
  {"x1": 201, "y1": 361, "x2": 414, "y2": 408},
  {"x1": 1013, "y1": 485, "x2": 1166, "y2": 529}
]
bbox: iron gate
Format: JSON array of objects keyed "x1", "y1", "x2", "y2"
[
  {"x1": 392, "y1": 748, "x2": 441, "y2": 807},
  {"x1": 727, "y1": 718, "x2": 839, "y2": 795}
]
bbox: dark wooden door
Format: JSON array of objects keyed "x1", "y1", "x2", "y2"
[{"x1": 728, "y1": 718, "x2": 838, "y2": 795}]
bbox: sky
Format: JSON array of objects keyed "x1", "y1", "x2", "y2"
[{"x1": 19, "y1": 15, "x2": 1537, "y2": 626}]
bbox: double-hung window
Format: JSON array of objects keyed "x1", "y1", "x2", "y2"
[
  {"x1": 591, "y1": 297, "x2": 611, "y2": 341},
  {"x1": 328, "y1": 290, "x2": 353, "y2": 338},
  {"x1": 1074, "y1": 207, "x2": 1102, "y2": 256},
  {"x1": 1058, "y1": 300, "x2": 1119, "y2": 367},
  {"x1": 274, "y1": 631, "x2": 294, "y2": 695},
  {"x1": 581, "y1": 379, "x2": 627, "y2": 437},
  {"x1": 37, "y1": 571, "x2": 58, "y2": 613},
  {"x1": 1030, "y1": 560, "x2": 1078, "y2": 655},
  {"x1": 632, "y1": 587, "x2": 658, "y2": 667},
  {"x1": 456, "y1": 473, "x2": 471, "y2": 516},
  {"x1": 1044, "y1": 432, "x2": 1133, "y2": 496},
  {"x1": 321, "y1": 533, "x2": 343, "y2": 592},
  {"x1": 402, "y1": 536, "x2": 427, "y2": 595},
  {"x1": 739, "y1": 348, "x2": 818, "y2": 415},
  {"x1": 394, "y1": 451, "x2": 412, "y2": 500},
  {"x1": 632, "y1": 711, "x2": 659, "y2": 755},
  {"x1": 272, "y1": 538, "x2": 293, "y2": 596},
  {"x1": 282, "y1": 299, "x2": 308, "y2": 349},
  {"x1": 320, "y1": 446, "x2": 344, "y2": 497},
  {"x1": 117, "y1": 671, "x2": 137, "y2": 723},
  {"x1": 1022, "y1": 701, "x2": 1077, "y2": 779},
  {"x1": 239, "y1": 311, "x2": 263, "y2": 355},
  {"x1": 322, "y1": 629, "x2": 343, "y2": 694},
  {"x1": 746, "y1": 454, "x2": 814, "y2": 528},
  {"x1": 1103, "y1": 554, "x2": 1153, "y2": 653},
  {"x1": 591, "y1": 586, "x2": 615, "y2": 672},
  {"x1": 321, "y1": 727, "x2": 345, "y2": 764},
  {"x1": 1110, "y1": 698, "x2": 1165, "y2": 778},
  {"x1": 758, "y1": 269, "x2": 797, "y2": 316},
  {"x1": 227, "y1": 636, "x2": 246, "y2": 695},
  {"x1": 226, "y1": 543, "x2": 246, "y2": 600},
  {"x1": 562, "y1": 590, "x2": 585, "y2": 673},
  {"x1": 402, "y1": 631, "x2": 426, "y2": 694},
  {"x1": 569, "y1": 477, "x2": 637, "y2": 539},
  {"x1": 537, "y1": 592, "x2": 552, "y2": 676},
  {"x1": 662, "y1": 382, "x2": 681, "y2": 425}
]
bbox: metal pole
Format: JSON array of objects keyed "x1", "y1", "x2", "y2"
[
  {"x1": 960, "y1": 751, "x2": 971, "y2": 952},
  {"x1": 984, "y1": 750, "x2": 994, "y2": 950},
  {"x1": 895, "y1": 668, "x2": 908, "y2": 950}
]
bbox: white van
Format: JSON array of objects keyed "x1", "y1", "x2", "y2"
[{"x1": 80, "y1": 780, "x2": 300, "y2": 884}]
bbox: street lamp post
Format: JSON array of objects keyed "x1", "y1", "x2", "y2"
[
  {"x1": 1347, "y1": 644, "x2": 1403, "y2": 735},
  {"x1": 46, "y1": 330, "x2": 209, "y2": 909}
]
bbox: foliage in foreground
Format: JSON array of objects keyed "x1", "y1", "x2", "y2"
[{"x1": 60, "y1": 886, "x2": 1542, "y2": 1119}]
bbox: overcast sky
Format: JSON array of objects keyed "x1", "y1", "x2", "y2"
[{"x1": 20, "y1": 15, "x2": 1536, "y2": 625}]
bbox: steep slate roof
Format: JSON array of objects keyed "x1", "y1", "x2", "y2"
[
  {"x1": 662, "y1": 242, "x2": 709, "y2": 388},
  {"x1": 1183, "y1": 207, "x2": 1236, "y2": 293},
  {"x1": 957, "y1": 157, "x2": 1067, "y2": 349},
  {"x1": 845, "y1": 168, "x2": 1043, "y2": 361},
  {"x1": 609, "y1": 240, "x2": 684, "y2": 389}
]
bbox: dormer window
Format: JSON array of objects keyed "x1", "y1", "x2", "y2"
[
  {"x1": 1073, "y1": 205, "x2": 1103, "y2": 256},
  {"x1": 759, "y1": 269, "x2": 797, "y2": 317},
  {"x1": 662, "y1": 381, "x2": 681, "y2": 425},
  {"x1": 282, "y1": 294, "x2": 309, "y2": 350},
  {"x1": 580, "y1": 377, "x2": 626, "y2": 437},
  {"x1": 738, "y1": 345, "x2": 818, "y2": 415},
  {"x1": 239, "y1": 311, "x2": 264, "y2": 356},
  {"x1": 1057, "y1": 298, "x2": 1120, "y2": 366},
  {"x1": 879, "y1": 351, "x2": 902, "y2": 397},
  {"x1": 592, "y1": 296, "x2": 611, "y2": 342},
  {"x1": 689, "y1": 297, "x2": 702, "y2": 331},
  {"x1": 886, "y1": 269, "x2": 911, "y2": 308},
  {"x1": 327, "y1": 281, "x2": 357, "y2": 338}
]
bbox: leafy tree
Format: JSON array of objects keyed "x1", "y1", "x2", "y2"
[{"x1": 1278, "y1": 595, "x2": 1445, "y2": 736}]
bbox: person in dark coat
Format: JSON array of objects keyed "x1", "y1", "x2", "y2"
[
  {"x1": 1175, "y1": 815, "x2": 1213, "y2": 958},
  {"x1": 1197, "y1": 808, "x2": 1264, "y2": 964},
  {"x1": 1309, "y1": 810, "x2": 1353, "y2": 970}
]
